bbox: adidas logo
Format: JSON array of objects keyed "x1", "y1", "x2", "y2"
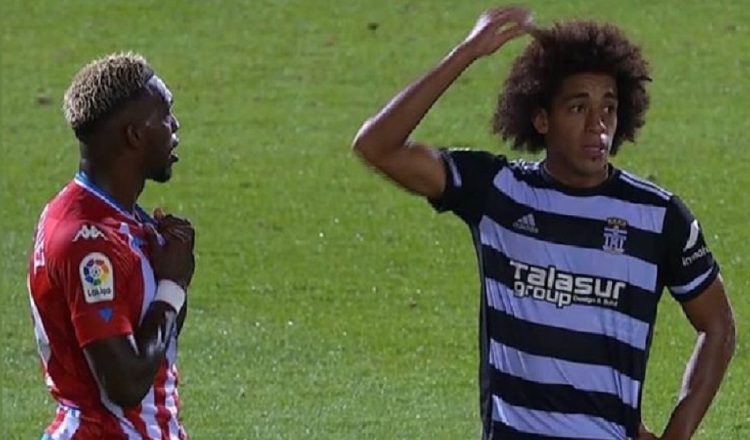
[{"x1": 513, "y1": 213, "x2": 539, "y2": 234}]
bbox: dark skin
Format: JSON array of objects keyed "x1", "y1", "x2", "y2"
[
  {"x1": 79, "y1": 78, "x2": 196, "y2": 408},
  {"x1": 352, "y1": 6, "x2": 531, "y2": 199},
  {"x1": 533, "y1": 73, "x2": 617, "y2": 188},
  {"x1": 352, "y1": 6, "x2": 735, "y2": 439},
  {"x1": 651, "y1": 276, "x2": 735, "y2": 440},
  {"x1": 536, "y1": 73, "x2": 736, "y2": 440},
  {"x1": 153, "y1": 208, "x2": 194, "y2": 337}
]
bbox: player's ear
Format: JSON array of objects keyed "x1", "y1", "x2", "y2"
[
  {"x1": 124, "y1": 120, "x2": 148, "y2": 151},
  {"x1": 532, "y1": 108, "x2": 549, "y2": 135},
  {"x1": 124, "y1": 123, "x2": 141, "y2": 148}
]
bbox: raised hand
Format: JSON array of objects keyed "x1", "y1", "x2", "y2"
[{"x1": 460, "y1": 6, "x2": 534, "y2": 59}]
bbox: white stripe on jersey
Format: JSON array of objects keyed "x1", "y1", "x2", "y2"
[
  {"x1": 494, "y1": 167, "x2": 668, "y2": 233},
  {"x1": 165, "y1": 364, "x2": 181, "y2": 437},
  {"x1": 143, "y1": 386, "x2": 163, "y2": 439},
  {"x1": 49, "y1": 406, "x2": 81, "y2": 439},
  {"x1": 619, "y1": 172, "x2": 672, "y2": 200},
  {"x1": 670, "y1": 266, "x2": 716, "y2": 295},
  {"x1": 28, "y1": 275, "x2": 52, "y2": 366}
]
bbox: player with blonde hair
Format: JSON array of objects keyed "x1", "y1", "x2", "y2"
[{"x1": 28, "y1": 52, "x2": 195, "y2": 440}]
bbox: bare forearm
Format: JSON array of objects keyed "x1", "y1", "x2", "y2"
[
  {"x1": 88, "y1": 302, "x2": 178, "y2": 407},
  {"x1": 353, "y1": 43, "x2": 477, "y2": 156},
  {"x1": 128, "y1": 304, "x2": 178, "y2": 391},
  {"x1": 661, "y1": 331, "x2": 735, "y2": 439}
]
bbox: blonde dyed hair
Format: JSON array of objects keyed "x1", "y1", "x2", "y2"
[{"x1": 63, "y1": 52, "x2": 154, "y2": 136}]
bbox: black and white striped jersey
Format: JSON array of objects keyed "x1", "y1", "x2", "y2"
[{"x1": 428, "y1": 149, "x2": 720, "y2": 440}]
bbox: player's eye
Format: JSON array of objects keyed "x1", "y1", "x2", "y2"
[{"x1": 569, "y1": 104, "x2": 585, "y2": 113}]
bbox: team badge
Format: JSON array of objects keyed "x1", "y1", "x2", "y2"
[
  {"x1": 602, "y1": 217, "x2": 628, "y2": 254},
  {"x1": 79, "y1": 252, "x2": 115, "y2": 303}
]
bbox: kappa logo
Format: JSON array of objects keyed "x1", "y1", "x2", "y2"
[
  {"x1": 73, "y1": 224, "x2": 107, "y2": 241},
  {"x1": 79, "y1": 252, "x2": 115, "y2": 303}
]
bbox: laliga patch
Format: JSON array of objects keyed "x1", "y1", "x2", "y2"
[{"x1": 79, "y1": 252, "x2": 115, "y2": 303}]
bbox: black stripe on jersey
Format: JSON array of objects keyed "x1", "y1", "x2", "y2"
[
  {"x1": 487, "y1": 306, "x2": 647, "y2": 381},
  {"x1": 482, "y1": 246, "x2": 660, "y2": 324},
  {"x1": 504, "y1": 163, "x2": 674, "y2": 209},
  {"x1": 670, "y1": 263, "x2": 721, "y2": 303},
  {"x1": 491, "y1": 370, "x2": 638, "y2": 438},
  {"x1": 484, "y1": 189, "x2": 661, "y2": 266},
  {"x1": 488, "y1": 420, "x2": 614, "y2": 440}
]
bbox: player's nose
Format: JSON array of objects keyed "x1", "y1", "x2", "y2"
[{"x1": 585, "y1": 111, "x2": 606, "y2": 134}]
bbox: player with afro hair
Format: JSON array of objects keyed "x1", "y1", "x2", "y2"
[{"x1": 353, "y1": 6, "x2": 735, "y2": 440}]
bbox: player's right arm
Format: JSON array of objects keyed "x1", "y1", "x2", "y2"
[
  {"x1": 50, "y1": 221, "x2": 194, "y2": 408},
  {"x1": 351, "y1": 6, "x2": 531, "y2": 199}
]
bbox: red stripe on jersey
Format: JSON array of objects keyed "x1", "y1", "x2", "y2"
[
  {"x1": 125, "y1": 403, "x2": 151, "y2": 438},
  {"x1": 174, "y1": 371, "x2": 186, "y2": 440},
  {"x1": 155, "y1": 360, "x2": 171, "y2": 439},
  {"x1": 47, "y1": 406, "x2": 67, "y2": 434},
  {"x1": 173, "y1": 365, "x2": 181, "y2": 416}
]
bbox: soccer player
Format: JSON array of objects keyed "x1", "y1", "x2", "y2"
[
  {"x1": 27, "y1": 52, "x2": 195, "y2": 440},
  {"x1": 352, "y1": 6, "x2": 736, "y2": 440}
]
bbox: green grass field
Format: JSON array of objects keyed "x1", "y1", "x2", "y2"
[{"x1": 2, "y1": 1, "x2": 749, "y2": 438}]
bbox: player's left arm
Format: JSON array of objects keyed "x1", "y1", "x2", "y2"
[{"x1": 659, "y1": 196, "x2": 736, "y2": 440}]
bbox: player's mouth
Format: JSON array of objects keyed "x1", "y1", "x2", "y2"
[
  {"x1": 581, "y1": 143, "x2": 606, "y2": 159},
  {"x1": 169, "y1": 136, "x2": 180, "y2": 163},
  {"x1": 581, "y1": 134, "x2": 610, "y2": 160}
]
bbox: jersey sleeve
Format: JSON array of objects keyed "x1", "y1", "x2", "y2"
[
  {"x1": 48, "y1": 222, "x2": 136, "y2": 348},
  {"x1": 660, "y1": 196, "x2": 720, "y2": 302},
  {"x1": 427, "y1": 148, "x2": 508, "y2": 224}
]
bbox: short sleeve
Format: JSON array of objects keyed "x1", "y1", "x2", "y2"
[
  {"x1": 427, "y1": 148, "x2": 508, "y2": 224},
  {"x1": 660, "y1": 196, "x2": 720, "y2": 302},
  {"x1": 48, "y1": 222, "x2": 136, "y2": 347}
]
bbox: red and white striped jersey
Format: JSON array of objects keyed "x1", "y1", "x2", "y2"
[{"x1": 27, "y1": 172, "x2": 187, "y2": 440}]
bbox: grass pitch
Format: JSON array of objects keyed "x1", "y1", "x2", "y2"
[{"x1": 1, "y1": 1, "x2": 748, "y2": 438}]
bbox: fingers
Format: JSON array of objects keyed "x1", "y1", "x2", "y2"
[
  {"x1": 488, "y1": 5, "x2": 532, "y2": 26},
  {"x1": 149, "y1": 208, "x2": 194, "y2": 244},
  {"x1": 495, "y1": 23, "x2": 528, "y2": 44},
  {"x1": 479, "y1": 6, "x2": 532, "y2": 45},
  {"x1": 163, "y1": 226, "x2": 193, "y2": 243},
  {"x1": 163, "y1": 228, "x2": 189, "y2": 242},
  {"x1": 524, "y1": 23, "x2": 546, "y2": 42},
  {"x1": 153, "y1": 209, "x2": 192, "y2": 229},
  {"x1": 158, "y1": 214, "x2": 192, "y2": 229},
  {"x1": 144, "y1": 223, "x2": 162, "y2": 253},
  {"x1": 153, "y1": 207, "x2": 166, "y2": 221},
  {"x1": 159, "y1": 217, "x2": 194, "y2": 243}
]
